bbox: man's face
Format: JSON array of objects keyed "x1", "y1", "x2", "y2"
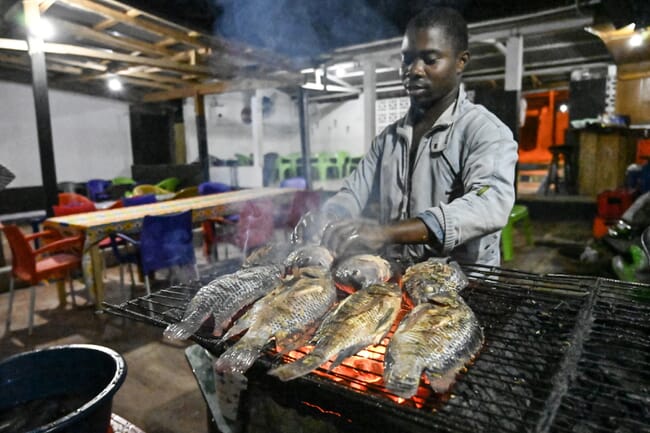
[{"x1": 400, "y1": 26, "x2": 468, "y2": 110}]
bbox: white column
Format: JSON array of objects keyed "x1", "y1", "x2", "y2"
[
  {"x1": 363, "y1": 60, "x2": 376, "y2": 151},
  {"x1": 251, "y1": 89, "x2": 264, "y2": 168},
  {"x1": 505, "y1": 35, "x2": 523, "y2": 92}
]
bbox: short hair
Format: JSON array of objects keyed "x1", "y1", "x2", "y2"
[{"x1": 406, "y1": 7, "x2": 468, "y2": 54}]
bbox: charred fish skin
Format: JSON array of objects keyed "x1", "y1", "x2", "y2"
[
  {"x1": 384, "y1": 297, "x2": 484, "y2": 398},
  {"x1": 214, "y1": 267, "x2": 337, "y2": 374},
  {"x1": 269, "y1": 282, "x2": 402, "y2": 382},
  {"x1": 242, "y1": 242, "x2": 294, "y2": 269},
  {"x1": 333, "y1": 254, "x2": 393, "y2": 290},
  {"x1": 284, "y1": 244, "x2": 334, "y2": 273},
  {"x1": 163, "y1": 264, "x2": 282, "y2": 341},
  {"x1": 402, "y1": 258, "x2": 468, "y2": 305}
]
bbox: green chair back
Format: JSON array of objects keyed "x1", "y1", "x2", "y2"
[{"x1": 156, "y1": 177, "x2": 180, "y2": 192}]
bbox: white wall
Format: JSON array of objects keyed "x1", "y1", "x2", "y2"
[
  {"x1": 183, "y1": 89, "x2": 368, "y2": 168},
  {"x1": 0, "y1": 80, "x2": 132, "y2": 188}
]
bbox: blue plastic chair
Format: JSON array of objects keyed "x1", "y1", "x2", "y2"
[
  {"x1": 86, "y1": 179, "x2": 111, "y2": 202},
  {"x1": 110, "y1": 210, "x2": 198, "y2": 296},
  {"x1": 123, "y1": 194, "x2": 157, "y2": 207},
  {"x1": 280, "y1": 177, "x2": 307, "y2": 190},
  {"x1": 198, "y1": 182, "x2": 232, "y2": 195}
]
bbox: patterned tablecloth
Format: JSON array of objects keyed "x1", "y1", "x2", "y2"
[{"x1": 43, "y1": 187, "x2": 296, "y2": 309}]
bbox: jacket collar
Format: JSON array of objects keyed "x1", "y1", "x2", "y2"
[{"x1": 396, "y1": 85, "x2": 467, "y2": 151}]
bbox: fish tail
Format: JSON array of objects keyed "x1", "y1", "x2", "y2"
[
  {"x1": 163, "y1": 311, "x2": 208, "y2": 340},
  {"x1": 214, "y1": 338, "x2": 264, "y2": 374},
  {"x1": 268, "y1": 352, "x2": 326, "y2": 382}
]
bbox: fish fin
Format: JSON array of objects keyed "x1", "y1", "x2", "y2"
[
  {"x1": 214, "y1": 338, "x2": 265, "y2": 374},
  {"x1": 424, "y1": 369, "x2": 458, "y2": 394},
  {"x1": 328, "y1": 343, "x2": 367, "y2": 370},
  {"x1": 268, "y1": 352, "x2": 325, "y2": 382},
  {"x1": 163, "y1": 311, "x2": 209, "y2": 340}
]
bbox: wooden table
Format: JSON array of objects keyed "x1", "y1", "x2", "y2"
[{"x1": 43, "y1": 187, "x2": 296, "y2": 309}]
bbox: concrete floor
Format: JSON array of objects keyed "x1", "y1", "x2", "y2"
[{"x1": 0, "y1": 205, "x2": 615, "y2": 433}]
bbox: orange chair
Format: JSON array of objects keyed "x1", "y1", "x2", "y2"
[
  {"x1": 2, "y1": 224, "x2": 83, "y2": 334},
  {"x1": 58, "y1": 192, "x2": 93, "y2": 206},
  {"x1": 52, "y1": 202, "x2": 97, "y2": 216}
]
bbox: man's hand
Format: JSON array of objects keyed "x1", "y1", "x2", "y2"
[
  {"x1": 291, "y1": 211, "x2": 337, "y2": 245},
  {"x1": 321, "y1": 220, "x2": 389, "y2": 257}
]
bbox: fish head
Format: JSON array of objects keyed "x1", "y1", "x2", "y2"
[{"x1": 284, "y1": 244, "x2": 334, "y2": 273}]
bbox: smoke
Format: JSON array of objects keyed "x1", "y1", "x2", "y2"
[{"x1": 213, "y1": 0, "x2": 400, "y2": 57}]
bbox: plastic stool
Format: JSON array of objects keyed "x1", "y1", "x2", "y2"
[{"x1": 501, "y1": 204, "x2": 533, "y2": 261}]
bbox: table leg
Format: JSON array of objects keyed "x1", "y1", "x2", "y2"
[{"x1": 89, "y1": 245, "x2": 105, "y2": 310}]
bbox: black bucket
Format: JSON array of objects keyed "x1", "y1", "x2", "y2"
[{"x1": 0, "y1": 344, "x2": 127, "y2": 433}]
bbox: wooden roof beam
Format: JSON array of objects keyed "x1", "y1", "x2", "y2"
[{"x1": 0, "y1": 38, "x2": 213, "y2": 75}]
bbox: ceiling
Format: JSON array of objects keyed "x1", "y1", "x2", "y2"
[{"x1": 0, "y1": 0, "x2": 647, "y2": 102}]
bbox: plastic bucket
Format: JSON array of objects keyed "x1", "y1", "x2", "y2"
[{"x1": 0, "y1": 344, "x2": 127, "y2": 433}]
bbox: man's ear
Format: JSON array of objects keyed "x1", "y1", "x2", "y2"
[{"x1": 457, "y1": 50, "x2": 470, "y2": 73}]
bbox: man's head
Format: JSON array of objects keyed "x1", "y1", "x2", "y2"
[{"x1": 400, "y1": 7, "x2": 470, "y2": 111}]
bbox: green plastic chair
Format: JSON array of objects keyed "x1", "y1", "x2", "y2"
[
  {"x1": 235, "y1": 153, "x2": 253, "y2": 166},
  {"x1": 277, "y1": 152, "x2": 301, "y2": 181},
  {"x1": 111, "y1": 176, "x2": 135, "y2": 186},
  {"x1": 310, "y1": 152, "x2": 335, "y2": 181},
  {"x1": 334, "y1": 150, "x2": 350, "y2": 177},
  {"x1": 347, "y1": 156, "x2": 362, "y2": 175},
  {"x1": 156, "y1": 177, "x2": 180, "y2": 192},
  {"x1": 501, "y1": 204, "x2": 533, "y2": 261}
]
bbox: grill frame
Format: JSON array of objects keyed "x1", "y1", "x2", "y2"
[{"x1": 103, "y1": 263, "x2": 650, "y2": 433}]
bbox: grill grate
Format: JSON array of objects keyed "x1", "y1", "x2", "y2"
[{"x1": 103, "y1": 264, "x2": 650, "y2": 433}]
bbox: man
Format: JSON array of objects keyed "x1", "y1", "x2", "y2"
[{"x1": 298, "y1": 7, "x2": 518, "y2": 266}]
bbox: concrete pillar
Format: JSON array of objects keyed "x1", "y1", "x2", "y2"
[{"x1": 363, "y1": 60, "x2": 377, "y2": 151}]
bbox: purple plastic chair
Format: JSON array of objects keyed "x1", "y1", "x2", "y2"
[{"x1": 198, "y1": 182, "x2": 232, "y2": 195}]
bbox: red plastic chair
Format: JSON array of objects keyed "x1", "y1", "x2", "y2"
[
  {"x1": 2, "y1": 224, "x2": 83, "y2": 334},
  {"x1": 58, "y1": 192, "x2": 94, "y2": 206},
  {"x1": 52, "y1": 202, "x2": 97, "y2": 216}
]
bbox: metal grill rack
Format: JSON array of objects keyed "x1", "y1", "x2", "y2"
[{"x1": 103, "y1": 264, "x2": 650, "y2": 433}]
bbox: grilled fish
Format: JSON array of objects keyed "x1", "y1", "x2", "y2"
[
  {"x1": 384, "y1": 297, "x2": 484, "y2": 398},
  {"x1": 284, "y1": 244, "x2": 334, "y2": 274},
  {"x1": 242, "y1": 242, "x2": 294, "y2": 269},
  {"x1": 402, "y1": 258, "x2": 468, "y2": 305},
  {"x1": 214, "y1": 267, "x2": 337, "y2": 374},
  {"x1": 333, "y1": 254, "x2": 393, "y2": 290},
  {"x1": 163, "y1": 265, "x2": 282, "y2": 340},
  {"x1": 269, "y1": 282, "x2": 402, "y2": 382}
]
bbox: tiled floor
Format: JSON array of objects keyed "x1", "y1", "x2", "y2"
[{"x1": 0, "y1": 207, "x2": 614, "y2": 433}]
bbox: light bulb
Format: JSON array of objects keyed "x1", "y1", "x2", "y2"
[{"x1": 108, "y1": 78, "x2": 123, "y2": 91}]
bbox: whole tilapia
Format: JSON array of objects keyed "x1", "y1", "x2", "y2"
[
  {"x1": 214, "y1": 267, "x2": 337, "y2": 374},
  {"x1": 269, "y1": 282, "x2": 402, "y2": 382},
  {"x1": 402, "y1": 258, "x2": 468, "y2": 305},
  {"x1": 284, "y1": 244, "x2": 334, "y2": 273},
  {"x1": 333, "y1": 254, "x2": 393, "y2": 290},
  {"x1": 383, "y1": 296, "x2": 484, "y2": 398},
  {"x1": 163, "y1": 265, "x2": 282, "y2": 340}
]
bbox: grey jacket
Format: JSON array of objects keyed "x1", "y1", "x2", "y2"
[{"x1": 323, "y1": 88, "x2": 518, "y2": 265}]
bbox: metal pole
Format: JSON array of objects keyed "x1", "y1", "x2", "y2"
[
  {"x1": 24, "y1": 0, "x2": 57, "y2": 217},
  {"x1": 298, "y1": 87, "x2": 312, "y2": 190},
  {"x1": 194, "y1": 93, "x2": 209, "y2": 182}
]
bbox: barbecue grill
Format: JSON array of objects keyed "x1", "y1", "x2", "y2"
[{"x1": 103, "y1": 263, "x2": 650, "y2": 433}]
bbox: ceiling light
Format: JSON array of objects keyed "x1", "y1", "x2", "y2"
[
  {"x1": 29, "y1": 18, "x2": 54, "y2": 39},
  {"x1": 630, "y1": 32, "x2": 644, "y2": 47},
  {"x1": 108, "y1": 78, "x2": 123, "y2": 91},
  {"x1": 559, "y1": 103, "x2": 568, "y2": 113}
]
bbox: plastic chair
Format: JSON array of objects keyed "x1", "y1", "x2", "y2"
[
  {"x1": 52, "y1": 202, "x2": 97, "y2": 216},
  {"x1": 235, "y1": 153, "x2": 253, "y2": 166},
  {"x1": 123, "y1": 194, "x2": 157, "y2": 207},
  {"x1": 173, "y1": 186, "x2": 199, "y2": 199},
  {"x1": 198, "y1": 182, "x2": 232, "y2": 195},
  {"x1": 333, "y1": 150, "x2": 351, "y2": 177},
  {"x1": 86, "y1": 179, "x2": 111, "y2": 202},
  {"x1": 58, "y1": 192, "x2": 93, "y2": 206},
  {"x1": 198, "y1": 182, "x2": 238, "y2": 259},
  {"x1": 277, "y1": 152, "x2": 301, "y2": 181},
  {"x1": 155, "y1": 177, "x2": 180, "y2": 192},
  {"x1": 2, "y1": 224, "x2": 83, "y2": 334},
  {"x1": 279, "y1": 177, "x2": 307, "y2": 190},
  {"x1": 263, "y1": 152, "x2": 279, "y2": 186},
  {"x1": 501, "y1": 204, "x2": 533, "y2": 262},
  {"x1": 111, "y1": 176, "x2": 136, "y2": 186},
  {"x1": 110, "y1": 210, "x2": 198, "y2": 296},
  {"x1": 347, "y1": 156, "x2": 362, "y2": 174},
  {"x1": 311, "y1": 152, "x2": 339, "y2": 180},
  {"x1": 131, "y1": 184, "x2": 170, "y2": 197}
]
